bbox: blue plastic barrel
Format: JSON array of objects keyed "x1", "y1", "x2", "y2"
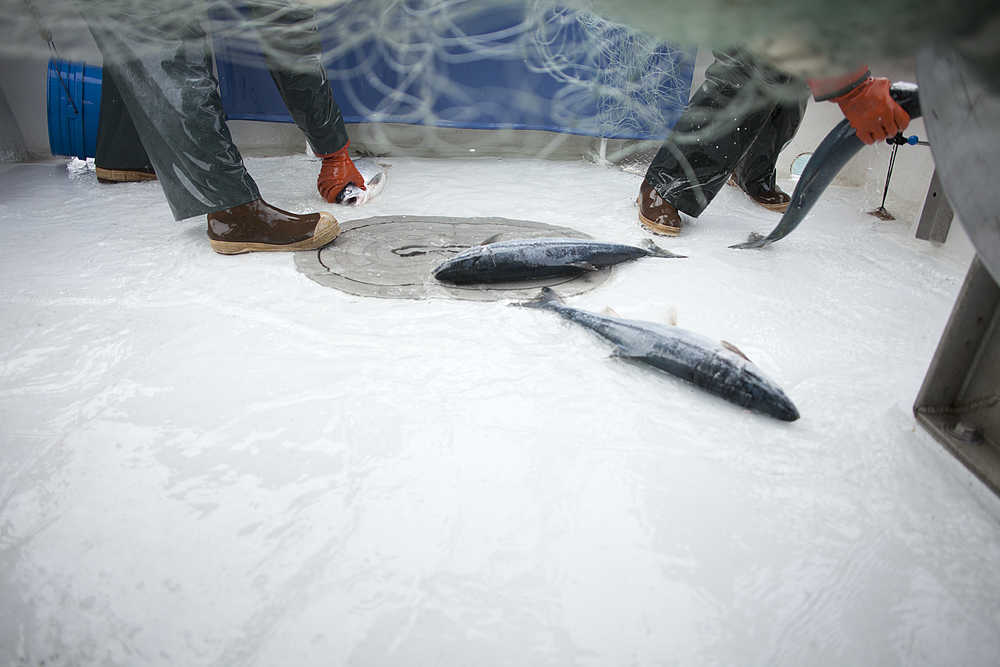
[{"x1": 47, "y1": 59, "x2": 102, "y2": 159}]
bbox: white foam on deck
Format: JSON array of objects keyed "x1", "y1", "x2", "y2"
[{"x1": 1, "y1": 155, "x2": 997, "y2": 666}]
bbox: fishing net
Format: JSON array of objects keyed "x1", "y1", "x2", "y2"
[
  {"x1": 10, "y1": 0, "x2": 704, "y2": 159},
  {"x1": 6, "y1": 0, "x2": 995, "y2": 167}
]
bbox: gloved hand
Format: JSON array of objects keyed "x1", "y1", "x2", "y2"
[
  {"x1": 317, "y1": 141, "x2": 366, "y2": 203},
  {"x1": 832, "y1": 77, "x2": 910, "y2": 145}
]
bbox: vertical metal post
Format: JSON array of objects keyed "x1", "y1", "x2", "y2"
[
  {"x1": 914, "y1": 256, "x2": 1000, "y2": 497},
  {"x1": 915, "y1": 168, "x2": 955, "y2": 243}
]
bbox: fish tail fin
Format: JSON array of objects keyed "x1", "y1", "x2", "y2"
[
  {"x1": 642, "y1": 239, "x2": 686, "y2": 259},
  {"x1": 519, "y1": 286, "x2": 563, "y2": 310}
]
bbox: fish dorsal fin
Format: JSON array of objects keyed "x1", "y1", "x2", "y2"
[
  {"x1": 479, "y1": 233, "x2": 504, "y2": 245},
  {"x1": 601, "y1": 306, "x2": 622, "y2": 318},
  {"x1": 721, "y1": 340, "x2": 751, "y2": 362}
]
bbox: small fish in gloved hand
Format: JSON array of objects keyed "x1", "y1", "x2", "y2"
[{"x1": 317, "y1": 141, "x2": 366, "y2": 204}]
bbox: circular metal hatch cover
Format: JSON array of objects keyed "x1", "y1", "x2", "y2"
[{"x1": 294, "y1": 215, "x2": 613, "y2": 300}]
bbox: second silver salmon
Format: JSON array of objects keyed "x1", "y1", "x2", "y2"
[{"x1": 433, "y1": 237, "x2": 684, "y2": 284}]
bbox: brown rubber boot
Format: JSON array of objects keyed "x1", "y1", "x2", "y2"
[
  {"x1": 206, "y1": 199, "x2": 340, "y2": 255},
  {"x1": 638, "y1": 179, "x2": 683, "y2": 236},
  {"x1": 729, "y1": 175, "x2": 791, "y2": 212},
  {"x1": 96, "y1": 166, "x2": 157, "y2": 183}
]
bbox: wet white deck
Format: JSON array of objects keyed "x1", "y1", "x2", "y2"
[{"x1": 1, "y1": 155, "x2": 998, "y2": 666}]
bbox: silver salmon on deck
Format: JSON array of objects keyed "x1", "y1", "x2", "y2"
[
  {"x1": 433, "y1": 237, "x2": 683, "y2": 284},
  {"x1": 522, "y1": 288, "x2": 799, "y2": 421}
]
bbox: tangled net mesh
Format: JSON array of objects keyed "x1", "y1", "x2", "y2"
[
  {"x1": 219, "y1": 0, "x2": 698, "y2": 158},
  {"x1": 9, "y1": 0, "x2": 955, "y2": 167},
  {"x1": 9, "y1": 0, "x2": 701, "y2": 162},
  {"x1": 7, "y1": 0, "x2": 982, "y2": 147}
]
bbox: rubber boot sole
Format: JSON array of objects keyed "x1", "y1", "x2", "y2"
[
  {"x1": 728, "y1": 176, "x2": 790, "y2": 213},
  {"x1": 638, "y1": 210, "x2": 682, "y2": 236},
  {"x1": 209, "y1": 212, "x2": 340, "y2": 255},
  {"x1": 756, "y1": 199, "x2": 790, "y2": 212},
  {"x1": 96, "y1": 167, "x2": 157, "y2": 183}
]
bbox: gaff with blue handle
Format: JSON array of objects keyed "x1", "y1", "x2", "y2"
[{"x1": 869, "y1": 132, "x2": 926, "y2": 220}]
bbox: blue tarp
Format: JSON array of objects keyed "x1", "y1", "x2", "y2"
[{"x1": 214, "y1": 5, "x2": 694, "y2": 140}]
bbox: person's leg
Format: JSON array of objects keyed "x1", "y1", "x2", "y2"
[
  {"x1": 248, "y1": 1, "x2": 348, "y2": 154},
  {"x1": 94, "y1": 64, "x2": 156, "y2": 183},
  {"x1": 247, "y1": 0, "x2": 364, "y2": 202},
  {"x1": 86, "y1": 8, "x2": 259, "y2": 220},
  {"x1": 639, "y1": 50, "x2": 796, "y2": 234},
  {"x1": 85, "y1": 2, "x2": 338, "y2": 253},
  {"x1": 644, "y1": 51, "x2": 779, "y2": 215},
  {"x1": 731, "y1": 80, "x2": 808, "y2": 211}
]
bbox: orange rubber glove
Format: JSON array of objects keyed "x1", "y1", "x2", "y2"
[
  {"x1": 831, "y1": 77, "x2": 910, "y2": 145},
  {"x1": 317, "y1": 141, "x2": 366, "y2": 203}
]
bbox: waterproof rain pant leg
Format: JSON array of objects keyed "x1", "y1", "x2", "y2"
[
  {"x1": 94, "y1": 65, "x2": 154, "y2": 172},
  {"x1": 247, "y1": 1, "x2": 350, "y2": 155},
  {"x1": 731, "y1": 91, "x2": 806, "y2": 194},
  {"x1": 644, "y1": 50, "x2": 808, "y2": 217},
  {"x1": 86, "y1": 1, "x2": 350, "y2": 220},
  {"x1": 86, "y1": 5, "x2": 260, "y2": 220}
]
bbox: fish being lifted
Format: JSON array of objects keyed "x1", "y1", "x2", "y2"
[
  {"x1": 433, "y1": 237, "x2": 684, "y2": 284},
  {"x1": 521, "y1": 288, "x2": 799, "y2": 421}
]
